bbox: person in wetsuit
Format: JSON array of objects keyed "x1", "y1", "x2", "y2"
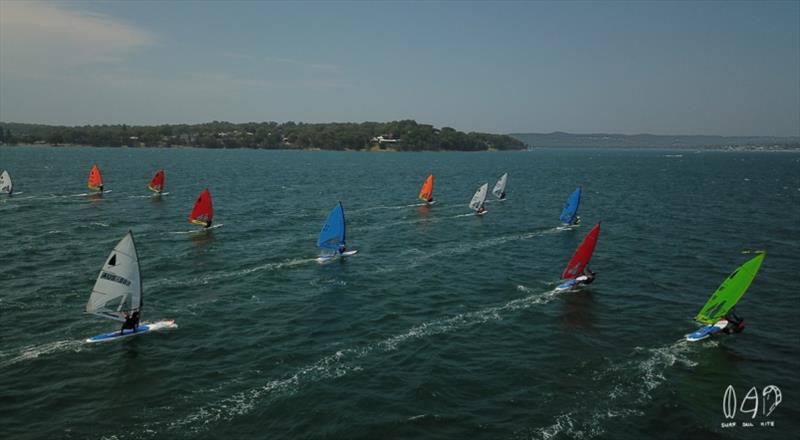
[
  {"x1": 722, "y1": 311, "x2": 745, "y2": 334},
  {"x1": 575, "y1": 267, "x2": 596, "y2": 285},
  {"x1": 120, "y1": 311, "x2": 140, "y2": 335}
]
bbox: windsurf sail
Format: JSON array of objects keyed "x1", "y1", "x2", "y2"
[
  {"x1": 559, "y1": 186, "x2": 582, "y2": 225},
  {"x1": 88, "y1": 164, "x2": 103, "y2": 191},
  {"x1": 469, "y1": 183, "x2": 488, "y2": 211},
  {"x1": 695, "y1": 253, "x2": 765, "y2": 324},
  {"x1": 0, "y1": 170, "x2": 12, "y2": 194},
  {"x1": 189, "y1": 188, "x2": 213, "y2": 227},
  {"x1": 86, "y1": 231, "x2": 142, "y2": 322},
  {"x1": 492, "y1": 173, "x2": 508, "y2": 199},
  {"x1": 148, "y1": 169, "x2": 165, "y2": 193},
  {"x1": 561, "y1": 223, "x2": 600, "y2": 279},
  {"x1": 419, "y1": 174, "x2": 434, "y2": 202},
  {"x1": 317, "y1": 201, "x2": 346, "y2": 252}
]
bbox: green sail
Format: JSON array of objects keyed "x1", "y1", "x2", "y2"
[{"x1": 695, "y1": 253, "x2": 765, "y2": 324}]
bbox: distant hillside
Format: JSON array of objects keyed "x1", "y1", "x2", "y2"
[
  {"x1": 509, "y1": 132, "x2": 800, "y2": 149},
  {"x1": 0, "y1": 120, "x2": 526, "y2": 152}
]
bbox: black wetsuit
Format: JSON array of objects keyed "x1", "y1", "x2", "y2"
[
  {"x1": 120, "y1": 311, "x2": 140, "y2": 334},
  {"x1": 723, "y1": 312, "x2": 745, "y2": 334}
]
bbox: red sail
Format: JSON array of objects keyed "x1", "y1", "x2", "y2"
[
  {"x1": 87, "y1": 164, "x2": 103, "y2": 190},
  {"x1": 561, "y1": 223, "x2": 601, "y2": 279},
  {"x1": 148, "y1": 169, "x2": 165, "y2": 193},
  {"x1": 189, "y1": 188, "x2": 213, "y2": 226}
]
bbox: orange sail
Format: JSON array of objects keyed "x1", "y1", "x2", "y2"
[
  {"x1": 148, "y1": 169, "x2": 165, "y2": 193},
  {"x1": 418, "y1": 174, "x2": 434, "y2": 202},
  {"x1": 87, "y1": 165, "x2": 103, "y2": 191},
  {"x1": 189, "y1": 188, "x2": 213, "y2": 227}
]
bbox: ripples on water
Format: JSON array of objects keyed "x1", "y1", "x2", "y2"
[{"x1": 1, "y1": 147, "x2": 798, "y2": 439}]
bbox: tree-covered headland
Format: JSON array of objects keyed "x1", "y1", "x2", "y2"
[{"x1": 0, "y1": 120, "x2": 526, "y2": 151}]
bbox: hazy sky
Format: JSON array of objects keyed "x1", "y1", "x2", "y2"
[{"x1": 1, "y1": 0, "x2": 798, "y2": 136}]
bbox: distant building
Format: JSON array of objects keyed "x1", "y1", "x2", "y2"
[{"x1": 370, "y1": 135, "x2": 399, "y2": 144}]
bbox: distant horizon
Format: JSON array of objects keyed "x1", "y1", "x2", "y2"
[
  {"x1": 1, "y1": 119, "x2": 798, "y2": 139},
  {"x1": 1, "y1": 1, "x2": 798, "y2": 136}
]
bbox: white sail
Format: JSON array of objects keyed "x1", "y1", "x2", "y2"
[
  {"x1": 492, "y1": 173, "x2": 507, "y2": 199},
  {"x1": 469, "y1": 183, "x2": 488, "y2": 211},
  {"x1": 86, "y1": 231, "x2": 142, "y2": 322},
  {"x1": 0, "y1": 170, "x2": 11, "y2": 194}
]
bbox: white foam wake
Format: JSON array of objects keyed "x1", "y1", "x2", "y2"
[
  {"x1": 0, "y1": 339, "x2": 84, "y2": 368},
  {"x1": 148, "y1": 288, "x2": 560, "y2": 435},
  {"x1": 526, "y1": 339, "x2": 701, "y2": 439}
]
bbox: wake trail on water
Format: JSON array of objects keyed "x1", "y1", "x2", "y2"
[
  {"x1": 0, "y1": 339, "x2": 85, "y2": 369},
  {"x1": 122, "y1": 288, "x2": 562, "y2": 437},
  {"x1": 523, "y1": 339, "x2": 703, "y2": 440},
  {"x1": 375, "y1": 226, "x2": 560, "y2": 274},
  {"x1": 148, "y1": 257, "x2": 316, "y2": 290}
]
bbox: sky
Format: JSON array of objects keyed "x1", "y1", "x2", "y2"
[{"x1": 1, "y1": 0, "x2": 798, "y2": 136}]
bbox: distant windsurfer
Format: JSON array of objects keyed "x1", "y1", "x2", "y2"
[
  {"x1": 499, "y1": 191, "x2": 506, "y2": 200},
  {"x1": 477, "y1": 205, "x2": 486, "y2": 215},
  {"x1": 204, "y1": 219, "x2": 212, "y2": 228},
  {"x1": 120, "y1": 311, "x2": 140, "y2": 335},
  {"x1": 339, "y1": 244, "x2": 347, "y2": 255},
  {"x1": 427, "y1": 197, "x2": 434, "y2": 204}
]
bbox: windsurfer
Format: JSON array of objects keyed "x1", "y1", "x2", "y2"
[
  {"x1": 338, "y1": 244, "x2": 347, "y2": 255},
  {"x1": 427, "y1": 197, "x2": 434, "y2": 203},
  {"x1": 722, "y1": 311, "x2": 745, "y2": 334},
  {"x1": 120, "y1": 311, "x2": 140, "y2": 334},
  {"x1": 477, "y1": 205, "x2": 486, "y2": 215},
  {"x1": 499, "y1": 191, "x2": 506, "y2": 200},
  {"x1": 575, "y1": 267, "x2": 596, "y2": 285}
]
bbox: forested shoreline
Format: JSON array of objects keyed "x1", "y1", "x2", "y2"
[{"x1": 0, "y1": 120, "x2": 526, "y2": 151}]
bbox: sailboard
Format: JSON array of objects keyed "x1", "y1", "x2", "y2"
[
  {"x1": 189, "y1": 188, "x2": 214, "y2": 228},
  {"x1": 555, "y1": 223, "x2": 600, "y2": 291},
  {"x1": 685, "y1": 253, "x2": 765, "y2": 342},
  {"x1": 492, "y1": 173, "x2": 508, "y2": 200},
  {"x1": 87, "y1": 164, "x2": 104, "y2": 192},
  {"x1": 0, "y1": 170, "x2": 12, "y2": 195},
  {"x1": 558, "y1": 186, "x2": 582, "y2": 228},
  {"x1": 469, "y1": 183, "x2": 488, "y2": 215},
  {"x1": 316, "y1": 201, "x2": 357, "y2": 262},
  {"x1": 85, "y1": 230, "x2": 176, "y2": 343},
  {"x1": 148, "y1": 169, "x2": 165, "y2": 194},
  {"x1": 419, "y1": 174, "x2": 435, "y2": 204}
]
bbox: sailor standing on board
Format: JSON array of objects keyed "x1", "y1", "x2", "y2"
[
  {"x1": 120, "y1": 311, "x2": 140, "y2": 335},
  {"x1": 721, "y1": 310, "x2": 745, "y2": 334},
  {"x1": 575, "y1": 267, "x2": 596, "y2": 285}
]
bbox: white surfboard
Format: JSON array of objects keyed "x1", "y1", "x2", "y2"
[{"x1": 316, "y1": 250, "x2": 358, "y2": 263}]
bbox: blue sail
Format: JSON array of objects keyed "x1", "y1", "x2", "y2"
[
  {"x1": 559, "y1": 187, "x2": 582, "y2": 224},
  {"x1": 317, "y1": 202, "x2": 346, "y2": 251}
]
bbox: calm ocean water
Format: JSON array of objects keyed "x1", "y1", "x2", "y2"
[{"x1": 1, "y1": 146, "x2": 798, "y2": 439}]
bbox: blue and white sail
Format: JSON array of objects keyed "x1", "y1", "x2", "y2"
[
  {"x1": 317, "y1": 201, "x2": 346, "y2": 253},
  {"x1": 86, "y1": 231, "x2": 142, "y2": 322},
  {"x1": 559, "y1": 186, "x2": 582, "y2": 225}
]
